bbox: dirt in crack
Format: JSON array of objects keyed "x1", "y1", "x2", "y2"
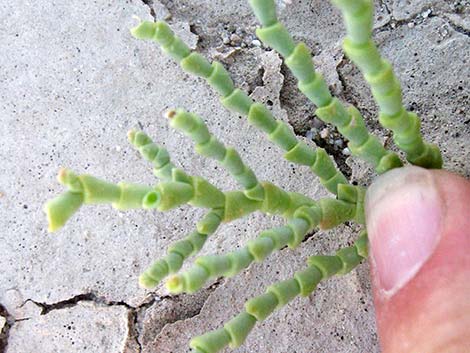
[
  {"x1": 27, "y1": 293, "x2": 132, "y2": 316},
  {"x1": 0, "y1": 304, "x2": 13, "y2": 353}
]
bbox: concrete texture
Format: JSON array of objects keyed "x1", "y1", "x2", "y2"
[
  {"x1": 1, "y1": 0, "x2": 468, "y2": 352},
  {"x1": 7, "y1": 302, "x2": 128, "y2": 352}
]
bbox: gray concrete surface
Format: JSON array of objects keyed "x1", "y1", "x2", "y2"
[{"x1": 1, "y1": 0, "x2": 469, "y2": 352}]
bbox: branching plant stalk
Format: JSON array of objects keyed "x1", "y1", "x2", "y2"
[{"x1": 44, "y1": 0, "x2": 444, "y2": 352}]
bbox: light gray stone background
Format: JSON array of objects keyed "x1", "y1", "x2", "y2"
[{"x1": 1, "y1": 0, "x2": 469, "y2": 352}]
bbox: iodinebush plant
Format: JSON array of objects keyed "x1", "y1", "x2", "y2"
[{"x1": 44, "y1": 0, "x2": 443, "y2": 352}]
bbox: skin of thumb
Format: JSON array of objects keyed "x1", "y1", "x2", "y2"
[{"x1": 365, "y1": 166, "x2": 470, "y2": 353}]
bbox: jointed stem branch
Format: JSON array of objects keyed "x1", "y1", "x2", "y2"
[
  {"x1": 139, "y1": 209, "x2": 223, "y2": 288},
  {"x1": 131, "y1": 20, "x2": 349, "y2": 194},
  {"x1": 189, "y1": 231, "x2": 369, "y2": 353},
  {"x1": 128, "y1": 129, "x2": 177, "y2": 180},
  {"x1": 167, "y1": 109, "x2": 265, "y2": 201},
  {"x1": 249, "y1": 0, "x2": 403, "y2": 174},
  {"x1": 331, "y1": 0, "x2": 443, "y2": 168},
  {"x1": 167, "y1": 196, "x2": 359, "y2": 294},
  {"x1": 44, "y1": 168, "x2": 153, "y2": 232},
  {"x1": 42, "y1": 1, "x2": 444, "y2": 351}
]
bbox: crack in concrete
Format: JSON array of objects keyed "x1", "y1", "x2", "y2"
[
  {"x1": 147, "y1": 279, "x2": 223, "y2": 348},
  {"x1": 335, "y1": 55, "x2": 378, "y2": 129},
  {"x1": 441, "y1": 15, "x2": 470, "y2": 38},
  {"x1": 278, "y1": 74, "x2": 354, "y2": 179},
  {"x1": 126, "y1": 293, "x2": 168, "y2": 353},
  {"x1": 19, "y1": 292, "x2": 166, "y2": 353},
  {"x1": 0, "y1": 304, "x2": 15, "y2": 353},
  {"x1": 374, "y1": 6, "x2": 470, "y2": 39},
  {"x1": 23, "y1": 293, "x2": 133, "y2": 316},
  {"x1": 17, "y1": 288, "x2": 223, "y2": 353},
  {"x1": 372, "y1": 4, "x2": 458, "y2": 34},
  {"x1": 140, "y1": 0, "x2": 156, "y2": 21},
  {"x1": 125, "y1": 279, "x2": 223, "y2": 352}
]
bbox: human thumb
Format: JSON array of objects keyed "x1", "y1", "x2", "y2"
[{"x1": 365, "y1": 166, "x2": 470, "y2": 353}]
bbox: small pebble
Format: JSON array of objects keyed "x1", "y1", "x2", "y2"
[
  {"x1": 320, "y1": 128, "x2": 329, "y2": 139},
  {"x1": 342, "y1": 147, "x2": 351, "y2": 156},
  {"x1": 311, "y1": 118, "x2": 323, "y2": 129},
  {"x1": 252, "y1": 39, "x2": 261, "y2": 47},
  {"x1": 230, "y1": 33, "x2": 242, "y2": 45},
  {"x1": 115, "y1": 146, "x2": 121, "y2": 152},
  {"x1": 408, "y1": 22, "x2": 415, "y2": 28},
  {"x1": 334, "y1": 139, "x2": 344, "y2": 148}
]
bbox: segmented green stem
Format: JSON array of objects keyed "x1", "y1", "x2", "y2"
[
  {"x1": 130, "y1": 21, "x2": 348, "y2": 194},
  {"x1": 44, "y1": 168, "x2": 153, "y2": 232},
  {"x1": 139, "y1": 209, "x2": 223, "y2": 288},
  {"x1": 167, "y1": 197, "x2": 359, "y2": 294},
  {"x1": 331, "y1": 0, "x2": 442, "y2": 168},
  {"x1": 189, "y1": 231, "x2": 368, "y2": 353},
  {"x1": 128, "y1": 129, "x2": 176, "y2": 180},
  {"x1": 167, "y1": 109, "x2": 264, "y2": 201},
  {"x1": 127, "y1": 130, "x2": 333, "y2": 220},
  {"x1": 128, "y1": 130, "x2": 226, "y2": 211},
  {"x1": 248, "y1": 0, "x2": 403, "y2": 174},
  {"x1": 140, "y1": 181, "x2": 334, "y2": 289}
]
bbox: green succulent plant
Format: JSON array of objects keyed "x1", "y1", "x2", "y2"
[{"x1": 44, "y1": 0, "x2": 444, "y2": 352}]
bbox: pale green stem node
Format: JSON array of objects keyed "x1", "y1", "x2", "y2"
[
  {"x1": 298, "y1": 72, "x2": 333, "y2": 107},
  {"x1": 267, "y1": 277, "x2": 300, "y2": 307},
  {"x1": 181, "y1": 52, "x2": 213, "y2": 78},
  {"x1": 337, "y1": 184, "x2": 366, "y2": 224},
  {"x1": 294, "y1": 265, "x2": 323, "y2": 296},
  {"x1": 336, "y1": 246, "x2": 363, "y2": 274},
  {"x1": 223, "y1": 191, "x2": 263, "y2": 222},
  {"x1": 223, "y1": 312, "x2": 257, "y2": 348},
  {"x1": 189, "y1": 328, "x2": 231, "y2": 353},
  {"x1": 244, "y1": 292, "x2": 278, "y2": 321},
  {"x1": 249, "y1": 0, "x2": 278, "y2": 26},
  {"x1": 45, "y1": 191, "x2": 84, "y2": 232},
  {"x1": 317, "y1": 198, "x2": 356, "y2": 229},
  {"x1": 354, "y1": 230, "x2": 369, "y2": 258},
  {"x1": 144, "y1": 181, "x2": 193, "y2": 210},
  {"x1": 128, "y1": 129, "x2": 175, "y2": 180},
  {"x1": 207, "y1": 62, "x2": 235, "y2": 97},
  {"x1": 256, "y1": 22, "x2": 296, "y2": 57},
  {"x1": 221, "y1": 89, "x2": 254, "y2": 115}
]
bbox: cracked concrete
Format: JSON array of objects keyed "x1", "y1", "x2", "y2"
[
  {"x1": 1, "y1": 0, "x2": 469, "y2": 352},
  {"x1": 7, "y1": 302, "x2": 128, "y2": 353}
]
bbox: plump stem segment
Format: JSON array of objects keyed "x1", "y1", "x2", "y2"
[
  {"x1": 130, "y1": 20, "x2": 348, "y2": 194},
  {"x1": 248, "y1": 0, "x2": 403, "y2": 174},
  {"x1": 331, "y1": 0, "x2": 443, "y2": 168},
  {"x1": 189, "y1": 231, "x2": 369, "y2": 353},
  {"x1": 166, "y1": 196, "x2": 361, "y2": 294},
  {"x1": 167, "y1": 109, "x2": 264, "y2": 201},
  {"x1": 45, "y1": 191, "x2": 84, "y2": 232},
  {"x1": 139, "y1": 174, "x2": 364, "y2": 290},
  {"x1": 128, "y1": 129, "x2": 177, "y2": 180},
  {"x1": 139, "y1": 209, "x2": 223, "y2": 288},
  {"x1": 44, "y1": 168, "x2": 153, "y2": 232}
]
